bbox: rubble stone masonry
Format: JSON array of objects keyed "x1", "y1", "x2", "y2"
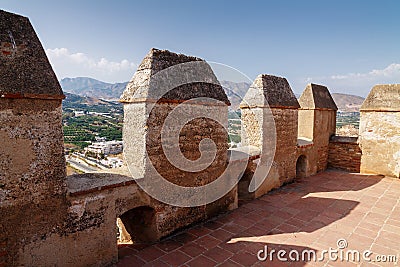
[{"x1": 328, "y1": 136, "x2": 361, "y2": 172}]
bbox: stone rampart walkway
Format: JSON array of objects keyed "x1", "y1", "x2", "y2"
[{"x1": 117, "y1": 170, "x2": 400, "y2": 266}]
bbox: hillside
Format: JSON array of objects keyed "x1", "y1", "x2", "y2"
[
  {"x1": 63, "y1": 92, "x2": 114, "y2": 106},
  {"x1": 60, "y1": 77, "x2": 364, "y2": 111},
  {"x1": 331, "y1": 93, "x2": 364, "y2": 112},
  {"x1": 60, "y1": 77, "x2": 127, "y2": 99},
  {"x1": 63, "y1": 92, "x2": 122, "y2": 113}
]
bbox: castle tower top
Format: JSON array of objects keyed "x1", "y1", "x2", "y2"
[
  {"x1": 240, "y1": 74, "x2": 299, "y2": 109},
  {"x1": 120, "y1": 48, "x2": 229, "y2": 104},
  {"x1": 298, "y1": 83, "x2": 337, "y2": 110},
  {"x1": 360, "y1": 84, "x2": 400, "y2": 112},
  {"x1": 0, "y1": 10, "x2": 63, "y2": 99}
]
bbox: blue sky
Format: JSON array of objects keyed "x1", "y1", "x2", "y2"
[{"x1": 2, "y1": 0, "x2": 400, "y2": 96}]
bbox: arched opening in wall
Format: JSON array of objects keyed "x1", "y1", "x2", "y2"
[
  {"x1": 117, "y1": 206, "x2": 157, "y2": 245},
  {"x1": 296, "y1": 155, "x2": 308, "y2": 179}
]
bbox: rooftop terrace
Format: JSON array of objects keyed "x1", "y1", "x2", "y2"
[{"x1": 117, "y1": 170, "x2": 400, "y2": 266}]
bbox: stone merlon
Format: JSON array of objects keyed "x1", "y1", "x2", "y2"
[
  {"x1": 360, "y1": 84, "x2": 400, "y2": 112},
  {"x1": 298, "y1": 83, "x2": 337, "y2": 110},
  {"x1": 240, "y1": 74, "x2": 300, "y2": 109},
  {"x1": 120, "y1": 48, "x2": 230, "y2": 105},
  {"x1": 0, "y1": 10, "x2": 64, "y2": 99}
]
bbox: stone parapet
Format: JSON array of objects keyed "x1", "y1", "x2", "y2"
[{"x1": 328, "y1": 136, "x2": 361, "y2": 172}]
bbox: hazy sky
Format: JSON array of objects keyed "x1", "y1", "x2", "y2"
[{"x1": 2, "y1": 0, "x2": 400, "y2": 96}]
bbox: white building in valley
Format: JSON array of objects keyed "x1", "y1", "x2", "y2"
[{"x1": 84, "y1": 140, "x2": 123, "y2": 156}]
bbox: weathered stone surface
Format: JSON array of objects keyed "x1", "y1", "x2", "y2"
[
  {"x1": 299, "y1": 83, "x2": 337, "y2": 110},
  {"x1": 241, "y1": 108, "x2": 263, "y2": 148},
  {"x1": 240, "y1": 75, "x2": 299, "y2": 198},
  {"x1": 330, "y1": 136, "x2": 358, "y2": 143},
  {"x1": 120, "y1": 48, "x2": 229, "y2": 104},
  {"x1": 121, "y1": 48, "x2": 235, "y2": 251},
  {"x1": 123, "y1": 101, "x2": 229, "y2": 182},
  {"x1": 313, "y1": 110, "x2": 337, "y2": 172},
  {"x1": 0, "y1": 98, "x2": 68, "y2": 265},
  {"x1": 297, "y1": 137, "x2": 313, "y2": 147},
  {"x1": 328, "y1": 136, "x2": 361, "y2": 172},
  {"x1": 297, "y1": 83, "x2": 337, "y2": 174},
  {"x1": 360, "y1": 84, "x2": 400, "y2": 111},
  {"x1": 239, "y1": 76, "x2": 338, "y2": 198},
  {"x1": 67, "y1": 173, "x2": 136, "y2": 195},
  {"x1": 0, "y1": 10, "x2": 63, "y2": 98},
  {"x1": 240, "y1": 74, "x2": 300, "y2": 108},
  {"x1": 296, "y1": 146, "x2": 315, "y2": 178},
  {"x1": 359, "y1": 112, "x2": 400, "y2": 177},
  {"x1": 0, "y1": 99, "x2": 66, "y2": 205},
  {"x1": 359, "y1": 84, "x2": 400, "y2": 177},
  {"x1": 297, "y1": 109, "x2": 314, "y2": 140},
  {"x1": 19, "y1": 178, "x2": 152, "y2": 267},
  {"x1": 270, "y1": 108, "x2": 298, "y2": 184}
]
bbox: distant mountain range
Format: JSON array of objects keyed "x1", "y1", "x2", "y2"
[
  {"x1": 331, "y1": 93, "x2": 364, "y2": 112},
  {"x1": 60, "y1": 77, "x2": 127, "y2": 100},
  {"x1": 60, "y1": 77, "x2": 365, "y2": 112}
]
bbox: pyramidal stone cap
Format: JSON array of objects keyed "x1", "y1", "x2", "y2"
[
  {"x1": 298, "y1": 83, "x2": 337, "y2": 110},
  {"x1": 360, "y1": 84, "x2": 400, "y2": 112},
  {"x1": 240, "y1": 74, "x2": 300, "y2": 108},
  {"x1": 0, "y1": 10, "x2": 64, "y2": 99},
  {"x1": 120, "y1": 48, "x2": 230, "y2": 105}
]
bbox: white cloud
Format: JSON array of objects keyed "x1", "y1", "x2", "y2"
[
  {"x1": 370, "y1": 63, "x2": 400, "y2": 77},
  {"x1": 330, "y1": 63, "x2": 400, "y2": 80},
  {"x1": 45, "y1": 48, "x2": 136, "y2": 83},
  {"x1": 302, "y1": 63, "x2": 400, "y2": 97}
]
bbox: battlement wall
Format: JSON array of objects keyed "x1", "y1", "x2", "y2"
[{"x1": 1, "y1": 9, "x2": 399, "y2": 266}]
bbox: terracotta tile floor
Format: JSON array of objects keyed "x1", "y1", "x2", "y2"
[{"x1": 117, "y1": 170, "x2": 400, "y2": 266}]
